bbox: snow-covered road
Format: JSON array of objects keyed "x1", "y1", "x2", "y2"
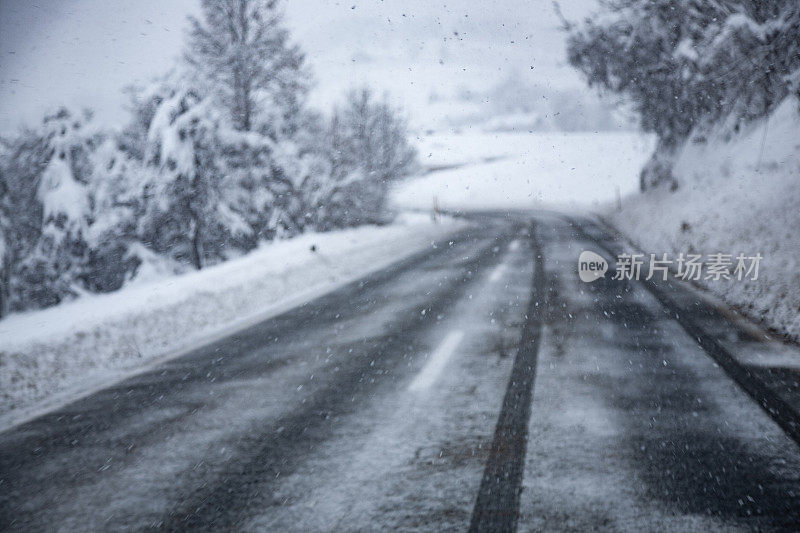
[{"x1": 1, "y1": 212, "x2": 800, "y2": 531}]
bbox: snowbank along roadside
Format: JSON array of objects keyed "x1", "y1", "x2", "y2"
[
  {"x1": 0, "y1": 213, "x2": 466, "y2": 429},
  {"x1": 608, "y1": 97, "x2": 800, "y2": 342}
]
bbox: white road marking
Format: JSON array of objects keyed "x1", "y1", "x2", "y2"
[
  {"x1": 488, "y1": 239, "x2": 520, "y2": 283},
  {"x1": 408, "y1": 330, "x2": 464, "y2": 392},
  {"x1": 489, "y1": 264, "x2": 506, "y2": 282}
]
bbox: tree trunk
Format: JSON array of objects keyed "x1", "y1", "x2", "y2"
[
  {"x1": 0, "y1": 250, "x2": 9, "y2": 318},
  {"x1": 242, "y1": 82, "x2": 251, "y2": 132},
  {"x1": 190, "y1": 217, "x2": 203, "y2": 270},
  {"x1": 236, "y1": 0, "x2": 252, "y2": 132},
  {"x1": 0, "y1": 280, "x2": 7, "y2": 319}
]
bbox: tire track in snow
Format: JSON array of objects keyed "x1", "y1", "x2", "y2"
[{"x1": 469, "y1": 222, "x2": 546, "y2": 532}]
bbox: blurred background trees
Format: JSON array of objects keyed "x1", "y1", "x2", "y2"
[{"x1": 0, "y1": 0, "x2": 417, "y2": 316}]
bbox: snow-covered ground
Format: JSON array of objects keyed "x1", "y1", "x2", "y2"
[
  {"x1": 0, "y1": 127, "x2": 657, "y2": 428},
  {"x1": 0, "y1": 213, "x2": 465, "y2": 426},
  {"x1": 397, "y1": 118, "x2": 800, "y2": 345},
  {"x1": 395, "y1": 131, "x2": 654, "y2": 211},
  {"x1": 5, "y1": 108, "x2": 793, "y2": 427},
  {"x1": 607, "y1": 96, "x2": 800, "y2": 341}
]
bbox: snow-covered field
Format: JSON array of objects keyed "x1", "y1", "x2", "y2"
[
  {"x1": 395, "y1": 131, "x2": 654, "y2": 211},
  {"x1": 399, "y1": 120, "x2": 800, "y2": 345},
  {"x1": 0, "y1": 213, "x2": 465, "y2": 427},
  {"x1": 608, "y1": 96, "x2": 800, "y2": 341}
]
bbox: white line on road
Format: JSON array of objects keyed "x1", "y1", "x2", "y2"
[
  {"x1": 489, "y1": 264, "x2": 506, "y2": 283},
  {"x1": 408, "y1": 330, "x2": 464, "y2": 392},
  {"x1": 488, "y1": 239, "x2": 520, "y2": 283}
]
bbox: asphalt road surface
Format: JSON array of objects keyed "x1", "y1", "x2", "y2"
[{"x1": 2, "y1": 212, "x2": 800, "y2": 532}]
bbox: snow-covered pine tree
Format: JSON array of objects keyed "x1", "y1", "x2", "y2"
[
  {"x1": 141, "y1": 82, "x2": 251, "y2": 270},
  {"x1": 0, "y1": 129, "x2": 49, "y2": 312},
  {"x1": 185, "y1": 0, "x2": 309, "y2": 135},
  {"x1": 217, "y1": 129, "x2": 304, "y2": 240},
  {"x1": 183, "y1": 0, "x2": 318, "y2": 241},
  {"x1": 0, "y1": 139, "x2": 11, "y2": 316},
  {"x1": 0, "y1": 170, "x2": 9, "y2": 317},
  {"x1": 82, "y1": 136, "x2": 150, "y2": 291},
  {"x1": 16, "y1": 108, "x2": 99, "y2": 308}
]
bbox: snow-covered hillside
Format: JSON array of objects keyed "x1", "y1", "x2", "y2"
[
  {"x1": 394, "y1": 131, "x2": 654, "y2": 211},
  {"x1": 608, "y1": 97, "x2": 800, "y2": 340}
]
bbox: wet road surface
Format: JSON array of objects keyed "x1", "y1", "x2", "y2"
[{"x1": 2, "y1": 212, "x2": 800, "y2": 531}]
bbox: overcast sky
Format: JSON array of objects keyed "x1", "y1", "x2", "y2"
[{"x1": 0, "y1": 0, "x2": 599, "y2": 132}]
